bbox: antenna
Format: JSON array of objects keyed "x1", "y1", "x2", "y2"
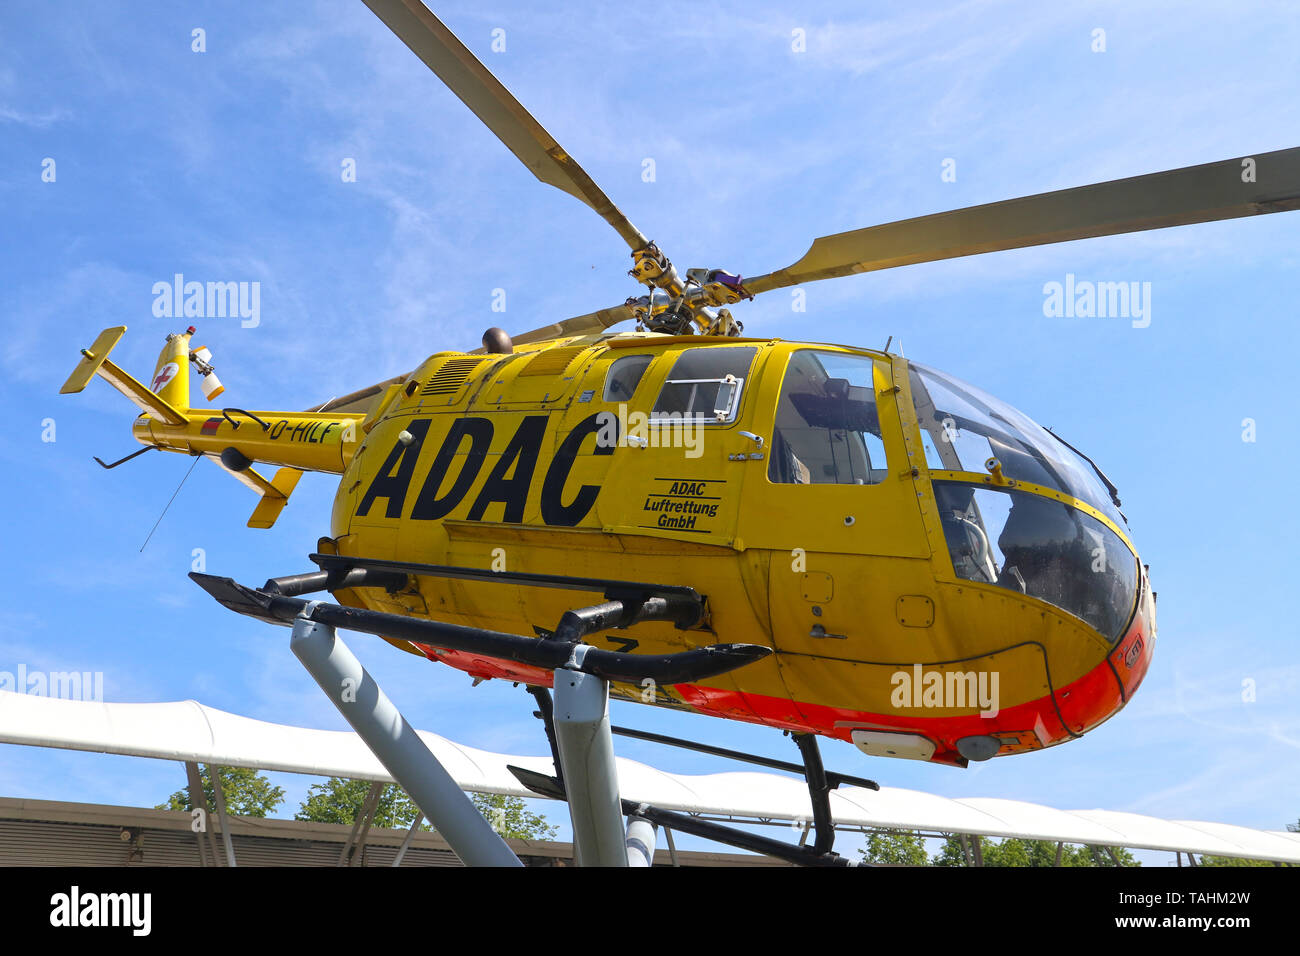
[{"x1": 140, "y1": 456, "x2": 200, "y2": 552}]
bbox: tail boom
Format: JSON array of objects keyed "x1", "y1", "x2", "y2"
[{"x1": 64, "y1": 325, "x2": 366, "y2": 528}]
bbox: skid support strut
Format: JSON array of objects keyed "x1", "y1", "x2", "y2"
[
  {"x1": 552, "y1": 667, "x2": 628, "y2": 867},
  {"x1": 290, "y1": 612, "x2": 521, "y2": 867}
]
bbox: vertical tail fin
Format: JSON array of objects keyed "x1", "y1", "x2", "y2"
[{"x1": 149, "y1": 326, "x2": 193, "y2": 410}]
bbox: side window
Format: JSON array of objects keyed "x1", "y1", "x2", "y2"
[
  {"x1": 652, "y1": 347, "x2": 757, "y2": 424},
  {"x1": 768, "y1": 350, "x2": 889, "y2": 485},
  {"x1": 603, "y1": 354, "x2": 653, "y2": 402}
]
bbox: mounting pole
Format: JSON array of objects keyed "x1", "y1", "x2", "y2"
[
  {"x1": 552, "y1": 667, "x2": 628, "y2": 866},
  {"x1": 290, "y1": 612, "x2": 521, "y2": 867},
  {"x1": 625, "y1": 814, "x2": 657, "y2": 867}
]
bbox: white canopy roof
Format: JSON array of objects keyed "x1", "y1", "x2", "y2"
[{"x1": 2, "y1": 690, "x2": 1296, "y2": 862}]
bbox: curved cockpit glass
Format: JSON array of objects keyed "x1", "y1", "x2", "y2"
[
  {"x1": 932, "y1": 481, "x2": 1138, "y2": 642},
  {"x1": 909, "y1": 363, "x2": 1125, "y2": 528}
]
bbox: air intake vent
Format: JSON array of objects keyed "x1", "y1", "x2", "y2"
[
  {"x1": 519, "y1": 346, "x2": 586, "y2": 377},
  {"x1": 420, "y1": 358, "x2": 488, "y2": 396}
]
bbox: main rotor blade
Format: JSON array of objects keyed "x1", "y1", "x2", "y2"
[
  {"x1": 361, "y1": 0, "x2": 647, "y2": 251},
  {"x1": 745, "y1": 147, "x2": 1300, "y2": 295},
  {"x1": 508, "y1": 302, "x2": 638, "y2": 347},
  {"x1": 309, "y1": 373, "x2": 408, "y2": 414},
  {"x1": 314, "y1": 304, "x2": 637, "y2": 404}
]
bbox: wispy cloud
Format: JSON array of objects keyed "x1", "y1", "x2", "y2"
[{"x1": 0, "y1": 105, "x2": 70, "y2": 127}]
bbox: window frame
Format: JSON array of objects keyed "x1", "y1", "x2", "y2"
[
  {"x1": 766, "y1": 347, "x2": 890, "y2": 486},
  {"x1": 649, "y1": 347, "x2": 757, "y2": 426},
  {"x1": 602, "y1": 353, "x2": 654, "y2": 404}
]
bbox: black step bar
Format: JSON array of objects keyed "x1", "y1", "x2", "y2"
[{"x1": 307, "y1": 552, "x2": 706, "y2": 630}]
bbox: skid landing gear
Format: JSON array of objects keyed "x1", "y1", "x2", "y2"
[{"x1": 194, "y1": 558, "x2": 872, "y2": 866}]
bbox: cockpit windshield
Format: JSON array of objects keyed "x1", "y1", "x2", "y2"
[
  {"x1": 933, "y1": 481, "x2": 1137, "y2": 642},
  {"x1": 909, "y1": 363, "x2": 1125, "y2": 527}
]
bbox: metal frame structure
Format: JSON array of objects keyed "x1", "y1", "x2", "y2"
[
  {"x1": 231, "y1": 555, "x2": 870, "y2": 867},
  {"x1": 287, "y1": 607, "x2": 861, "y2": 866},
  {"x1": 291, "y1": 611, "x2": 671, "y2": 866},
  {"x1": 290, "y1": 613, "x2": 521, "y2": 867}
]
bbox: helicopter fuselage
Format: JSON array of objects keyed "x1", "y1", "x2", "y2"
[
  {"x1": 283, "y1": 330, "x2": 1156, "y2": 768},
  {"x1": 98, "y1": 325, "x2": 1154, "y2": 767}
]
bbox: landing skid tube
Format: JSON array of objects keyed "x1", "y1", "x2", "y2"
[
  {"x1": 190, "y1": 570, "x2": 769, "y2": 685},
  {"x1": 192, "y1": 561, "x2": 774, "y2": 866}
]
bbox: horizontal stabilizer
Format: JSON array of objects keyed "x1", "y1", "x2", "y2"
[
  {"x1": 248, "y1": 467, "x2": 304, "y2": 529},
  {"x1": 61, "y1": 326, "x2": 189, "y2": 426},
  {"x1": 203, "y1": 453, "x2": 303, "y2": 530},
  {"x1": 60, "y1": 326, "x2": 126, "y2": 394}
]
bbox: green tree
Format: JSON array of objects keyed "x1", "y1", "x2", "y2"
[
  {"x1": 931, "y1": 835, "x2": 970, "y2": 867},
  {"x1": 472, "y1": 793, "x2": 558, "y2": 840},
  {"x1": 860, "y1": 829, "x2": 929, "y2": 865},
  {"x1": 932, "y1": 835, "x2": 1139, "y2": 866},
  {"x1": 158, "y1": 766, "x2": 284, "y2": 818},
  {"x1": 980, "y1": 837, "x2": 1035, "y2": 867},
  {"x1": 296, "y1": 778, "x2": 423, "y2": 830},
  {"x1": 1199, "y1": 855, "x2": 1272, "y2": 867},
  {"x1": 295, "y1": 779, "x2": 558, "y2": 840}
]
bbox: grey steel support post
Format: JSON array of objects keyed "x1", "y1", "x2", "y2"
[
  {"x1": 338, "y1": 780, "x2": 384, "y2": 866},
  {"x1": 663, "y1": 826, "x2": 680, "y2": 867},
  {"x1": 185, "y1": 761, "x2": 221, "y2": 866},
  {"x1": 625, "y1": 815, "x2": 657, "y2": 867},
  {"x1": 392, "y1": 814, "x2": 424, "y2": 867},
  {"x1": 552, "y1": 667, "x2": 627, "y2": 867},
  {"x1": 208, "y1": 764, "x2": 238, "y2": 867},
  {"x1": 290, "y1": 613, "x2": 520, "y2": 867},
  {"x1": 797, "y1": 820, "x2": 812, "y2": 847}
]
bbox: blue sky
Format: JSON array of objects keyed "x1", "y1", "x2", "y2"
[{"x1": 2, "y1": 0, "x2": 1299, "y2": 862}]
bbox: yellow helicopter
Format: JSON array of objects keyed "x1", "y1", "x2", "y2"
[{"x1": 61, "y1": 2, "x2": 1299, "y2": 791}]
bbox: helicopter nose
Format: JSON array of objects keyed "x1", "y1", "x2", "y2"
[
  {"x1": 1109, "y1": 568, "x2": 1157, "y2": 697},
  {"x1": 1054, "y1": 565, "x2": 1156, "y2": 736}
]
